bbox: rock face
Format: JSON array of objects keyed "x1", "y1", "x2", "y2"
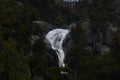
[
  {"x1": 32, "y1": 21, "x2": 57, "y2": 35},
  {"x1": 30, "y1": 20, "x2": 118, "y2": 80},
  {"x1": 32, "y1": 20, "x2": 118, "y2": 67},
  {"x1": 31, "y1": 21, "x2": 58, "y2": 60},
  {"x1": 31, "y1": 21, "x2": 73, "y2": 67}
]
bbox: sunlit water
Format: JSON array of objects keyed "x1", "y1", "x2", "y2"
[{"x1": 45, "y1": 29, "x2": 69, "y2": 68}]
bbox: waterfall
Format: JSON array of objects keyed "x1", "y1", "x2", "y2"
[{"x1": 45, "y1": 29, "x2": 69, "y2": 67}]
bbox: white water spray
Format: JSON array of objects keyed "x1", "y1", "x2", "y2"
[{"x1": 45, "y1": 29, "x2": 69, "y2": 67}]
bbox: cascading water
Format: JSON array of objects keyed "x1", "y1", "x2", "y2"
[{"x1": 45, "y1": 29, "x2": 69, "y2": 68}]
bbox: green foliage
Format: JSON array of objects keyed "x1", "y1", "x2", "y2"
[
  {"x1": 30, "y1": 37, "x2": 48, "y2": 76},
  {"x1": 45, "y1": 66, "x2": 74, "y2": 80},
  {"x1": 0, "y1": 0, "x2": 35, "y2": 80},
  {"x1": 0, "y1": 0, "x2": 120, "y2": 80},
  {"x1": 69, "y1": 20, "x2": 120, "y2": 80},
  {"x1": 111, "y1": 31, "x2": 120, "y2": 62},
  {"x1": 0, "y1": 39, "x2": 30, "y2": 80},
  {"x1": 30, "y1": 54, "x2": 48, "y2": 76},
  {"x1": 30, "y1": 0, "x2": 80, "y2": 26}
]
